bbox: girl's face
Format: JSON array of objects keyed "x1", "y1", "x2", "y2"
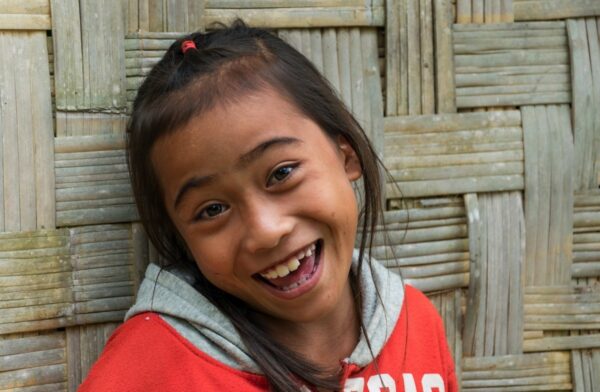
[{"x1": 151, "y1": 88, "x2": 362, "y2": 324}]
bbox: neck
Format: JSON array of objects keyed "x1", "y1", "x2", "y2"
[{"x1": 260, "y1": 278, "x2": 361, "y2": 372}]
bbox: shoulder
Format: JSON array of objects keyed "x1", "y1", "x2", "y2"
[
  {"x1": 79, "y1": 312, "x2": 268, "y2": 392},
  {"x1": 77, "y1": 313, "x2": 179, "y2": 391},
  {"x1": 403, "y1": 284, "x2": 444, "y2": 325}
]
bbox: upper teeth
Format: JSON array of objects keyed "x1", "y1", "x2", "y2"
[{"x1": 260, "y1": 243, "x2": 316, "y2": 280}]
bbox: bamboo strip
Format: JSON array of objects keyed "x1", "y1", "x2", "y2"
[
  {"x1": 380, "y1": 206, "x2": 466, "y2": 223},
  {"x1": 321, "y1": 28, "x2": 340, "y2": 93},
  {"x1": 407, "y1": 0, "x2": 421, "y2": 114},
  {"x1": 389, "y1": 162, "x2": 522, "y2": 181},
  {"x1": 454, "y1": 21, "x2": 566, "y2": 32},
  {"x1": 385, "y1": 0, "x2": 400, "y2": 115},
  {"x1": 0, "y1": 364, "x2": 66, "y2": 389},
  {"x1": 514, "y1": 0, "x2": 600, "y2": 21},
  {"x1": 371, "y1": 224, "x2": 467, "y2": 246},
  {"x1": 397, "y1": 260, "x2": 469, "y2": 279},
  {"x1": 380, "y1": 252, "x2": 469, "y2": 268},
  {"x1": 336, "y1": 28, "x2": 352, "y2": 110},
  {"x1": 206, "y1": 0, "x2": 376, "y2": 7},
  {"x1": 386, "y1": 141, "x2": 523, "y2": 156},
  {"x1": 203, "y1": 7, "x2": 385, "y2": 28},
  {"x1": 456, "y1": 0, "x2": 472, "y2": 23},
  {"x1": 457, "y1": 92, "x2": 570, "y2": 108},
  {"x1": 362, "y1": 29, "x2": 384, "y2": 156},
  {"x1": 524, "y1": 334, "x2": 600, "y2": 351},
  {"x1": 456, "y1": 72, "x2": 569, "y2": 87},
  {"x1": 384, "y1": 110, "x2": 521, "y2": 132},
  {"x1": 457, "y1": 83, "x2": 569, "y2": 96},
  {"x1": 386, "y1": 175, "x2": 524, "y2": 198},
  {"x1": 403, "y1": 273, "x2": 470, "y2": 292},
  {"x1": 455, "y1": 36, "x2": 567, "y2": 52},
  {"x1": 501, "y1": 0, "x2": 514, "y2": 22},
  {"x1": 55, "y1": 112, "x2": 128, "y2": 137},
  {"x1": 434, "y1": 0, "x2": 456, "y2": 113},
  {"x1": 472, "y1": 0, "x2": 484, "y2": 23},
  {"x1": 0, "y1": 14, "x2": 51, "y2": 30},
  {"x1": 420, "y1": 0, "x2": 435, "y2": 114},
  {"x1": 371, "y1": 238, "x2": 469, "y2": 259},
  {"x1": 568, "y1": 18, "x2": 600, "y2": 190},
  {"x1": 54, "y1": 134, "x2": 125, "y2": 153}
]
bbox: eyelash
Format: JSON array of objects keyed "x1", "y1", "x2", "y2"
[
  {"x1": 266, "y1": 163, "x2": 299, "y2": 187},
  {"x1": 193, "y1": 163, "x2": 300, "y2": 222},
  {"x1": 194, "y1": 203, "x2": 229, "y2": 221}
]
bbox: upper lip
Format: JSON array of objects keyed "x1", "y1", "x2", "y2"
[{"x1": 254, "y1": 240, "x2": 318, "y2": 275}]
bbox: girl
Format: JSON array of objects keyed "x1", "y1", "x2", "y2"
[{"x1": 79, "y1": 20, "x2": 458, "y2": 392}]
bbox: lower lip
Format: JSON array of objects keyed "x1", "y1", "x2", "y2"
[{"x1": 258, "y1": 243, "x2": 324, "y2": 300}]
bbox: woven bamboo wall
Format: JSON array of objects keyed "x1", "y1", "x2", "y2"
[{"x1": 1, "y1": 0, "x2": 599, "y2": 390}]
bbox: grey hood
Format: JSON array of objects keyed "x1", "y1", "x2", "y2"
[{"x1": 125, "y1": 250, "x2": 405, "y2": 373}]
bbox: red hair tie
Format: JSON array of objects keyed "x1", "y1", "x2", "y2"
[{"x1": 181, "y1": 40, "x2": 197, "y2": 54}]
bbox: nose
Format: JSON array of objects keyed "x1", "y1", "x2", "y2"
[{"x1": 241, "y1": 198, "x2": 294, "y2": 254}]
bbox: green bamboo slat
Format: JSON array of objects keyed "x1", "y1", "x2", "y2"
[
  {"x1": 572, "y1": 190, "x2": 600, "y2": 278},
  {"x1": 462, "y1": 192, "x2": 524, "y2": 357},
  {"x1": 384, "y1": 111, "x2": 524, "y2": 198},
  {"x1": 0, "y1": 31, "x2": 55, "y2": 232},
  {"x1": 567, "y1": 17, "x2": 600, "y2": 191},
  {"x1": 461, "y1": 352, "x2": 572, "y2": 391},
  {"x1": 0, "y1": 0, "x2": 51, "y2": 30},
  {"x1": 514, "y1": 0, "x2": 600, "y2": 21},
  {"x1": 453, "y1": 22, "x2": 571, "y2": 108},
  {"x1": 0, "y1": 226, "x2": 135, "y2": 335},
  {"x1": 50, "y1": 0, "x2": 126, "y2": 113}
]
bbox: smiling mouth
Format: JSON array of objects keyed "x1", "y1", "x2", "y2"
[{"x1": 254, "y1": 240, "x2": 322, "y2": 292}]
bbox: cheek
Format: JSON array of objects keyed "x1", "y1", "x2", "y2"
[{"x1": 185, "y1": 235, "x2": 236, "y2": 277}]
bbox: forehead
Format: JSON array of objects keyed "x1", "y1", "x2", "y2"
[
  {"x1": 149, "y1": 88, "x2": 330, "y2": 196},
  {"x1": 158, "y1": 88, "x2": 306, "y2": 152}
]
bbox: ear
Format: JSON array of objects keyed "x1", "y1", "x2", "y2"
[{"x1": 336, "y1": 136, "x2": 362, "y2": 181}]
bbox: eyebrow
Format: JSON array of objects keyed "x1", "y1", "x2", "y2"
[{"x1": 173, "y1": 136, "x2": 301, "y2": 209}]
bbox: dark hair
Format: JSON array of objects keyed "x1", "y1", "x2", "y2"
[{"x1": 127, "y1": 20, "x2": 383, "y2": 391}]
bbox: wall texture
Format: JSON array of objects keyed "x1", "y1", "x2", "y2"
[{"x1": 0, "y1": 0, "x2": 599, "y2": 390}]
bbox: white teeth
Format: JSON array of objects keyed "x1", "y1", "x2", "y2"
[
  {"x1": 287, "y1": 258, "x2": 301, "y2": 271},
  {"x1": 259, "y1": 242, "x2": 317, "y2": 280},
  {"x1": 276, "y1": 264, "x2": 290, "y2": 278}
]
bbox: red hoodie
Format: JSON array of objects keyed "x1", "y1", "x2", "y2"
[{"x1": 79, "y1": 285, "x2": 458, "y2": 391}]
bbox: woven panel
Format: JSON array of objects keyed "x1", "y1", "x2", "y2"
[
  {"x1": 573, "y1": 191, "x2": 600, "y2": 278},
  {"x1": 0, "y1": 31, "x2": 55, "y2": 232},
  {"x1": 0, "y1": 331, "x2": 67, "y2": 391},
  {"x1": 454, "y1": 22, "x2": 571, "y2": 108},
  {"x1": 0, "y1": 226, "x2": 136, "y2": 335},
  {"x1": 384, "y1": 110, "x2": 524, "y2": 198},
  {"x1": 371, "y1": 197, "x2": 470, "y2": 292},
  {"x1": 54, "y1": 135, "x2": 136, "y2": 227},
  {"x1": 2, "y1": 0, "x2": 600, "y2": 390},
  {"x1": 204, "y1": 0, "x2": 384, "y2": 28},
  {"x1": 462, "y1": 352, "x2": 572, "y2": 391}
]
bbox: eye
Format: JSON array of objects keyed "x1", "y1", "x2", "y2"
[
  {"x1": 195, "y1": 203, "x2": 229, "y2": 221},
  {"x1": 267, "y1": 164, "x2": 298, "y2": 187}
]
